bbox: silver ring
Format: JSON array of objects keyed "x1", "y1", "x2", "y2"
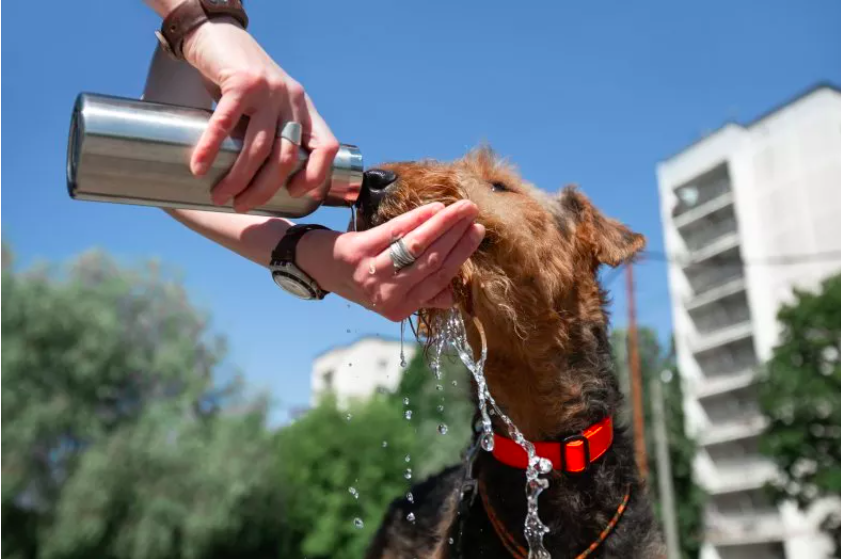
[
  {"x1": 277, "y1": 121, "x2": 302, "y2": 145},
  {"x1": 389, "y1": 238, "x2": 417, "y2": 272}
]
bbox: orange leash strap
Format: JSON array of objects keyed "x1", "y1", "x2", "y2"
[{"x1": 478, "y1": 478, "x2": 632, "y2": 559}]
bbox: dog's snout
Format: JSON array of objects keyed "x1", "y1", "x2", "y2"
[
  {"x1": 364, "y1": 169, "x2": 398, "y2": 191},
  {"x1": 359, "y1": 169, "x2": 398, "y2": 217}
]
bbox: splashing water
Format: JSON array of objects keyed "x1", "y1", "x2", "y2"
[
  {"x1": 382, "y1": 440, "x2": 388, "y2": 448},
  {"x1": 346, "y1": 413, "x2": 353, "y2": 421},
  {"x1": 435, "y1": 384, "x2": 443, "y2": 391},
  {"x1": 406, "y1": 512, "x2": 416, "y2": 523},
  {"x1": 429, "y1": 309, "x2": 552, "y2": 558},
  {"x1": 405, "y1": 454, "x2": 411, "y2": 463},
  {"x1": 399, "y1": 319, "x2": 408, "y2": 367},
  {"x1": 406, "y1": 491, "x2": 414, "y2": 503},
  {"x1": 403, "y1": 397, "x2": 410, "y2": 405},
  {"x1": 404, "y1": 410, "x2": 413, "y2": 420},
  {"x1": 438, "y1": 423, "x2": 449, "y2": 435},
  {"x1": 437, "y1": 404, "x2": 445, "y2": 412},
  {"x1": 348, "y1": 486, "x2": 359, "y2": 499},
  {"x1": 404, "y1": 468, "x2": 412, "y2": 480},
  {"x1": 353, "y1": 518, "x2": 364, "y2": 529}
]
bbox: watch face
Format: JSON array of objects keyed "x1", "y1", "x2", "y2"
[{"x1": 272, "y1": 270, "x2": 317, "y2": 300}]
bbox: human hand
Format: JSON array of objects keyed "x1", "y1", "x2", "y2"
[
  {"x1": 297, "y1": 201, "x2": 485, "y2": 321},
  {"x1": 182, "y1": 18, "x2": 339, "y2": 213}
]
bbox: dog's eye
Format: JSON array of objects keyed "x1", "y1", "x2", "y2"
[{"x1": 491, "y1": 182, "x2": 509, "y2": 193}]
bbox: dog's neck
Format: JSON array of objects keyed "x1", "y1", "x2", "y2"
[{"x1": 468, "y1": 306, "x2": 621, "y2": 442}]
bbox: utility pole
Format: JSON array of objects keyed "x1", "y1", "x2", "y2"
[
  {"x1": 652, "y1": 374, "x2": 681, "y2": 559},
  {"x1": 626, "y1": 262, "x2": 648, "y2": 480}
]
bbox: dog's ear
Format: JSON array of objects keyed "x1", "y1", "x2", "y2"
[{"x1": 558, "y1": 186, "x2": 645, "y2": 267}]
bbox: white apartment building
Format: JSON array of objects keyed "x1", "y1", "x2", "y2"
[
  {"x1": 310, "y1": 336, "x2": 417, "y2": 407},
  {"x1": 657, "y1": 83, "x2": 841, "y2": 559}
]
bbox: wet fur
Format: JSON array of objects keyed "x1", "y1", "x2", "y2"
[{"x1": 360, "y1": 149, "x2": 664, "y2": 558}]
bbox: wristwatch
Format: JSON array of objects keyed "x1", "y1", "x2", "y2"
[
  {"x1": 156, "y1": 0, "x2": 249, "y2": 60},
  {"x1": 270, "y1": 225, "x2": 330, "y2": 300}
]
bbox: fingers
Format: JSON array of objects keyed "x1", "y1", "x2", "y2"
[
  {"x1": 383, "y1": 215, "x2": 474, "y2": 288},
  {"x1": 404, "y1": 223, "x2": 484, "y2": 308},
  {"x1": 373, "y1": 200, "x2": 479, "y2": 268},
  {"x1": 286, "y1": 99, "x2": 340, "y2": 198},
  {"x1": 362, "y1": 202, "x2": 448, "y2": 251},
  {"x1": 211, "y1": 108, "x2": 277, "y2": 206},
  {"x1": 192, "y1": 91, "x2": 245, "y2": 177}
]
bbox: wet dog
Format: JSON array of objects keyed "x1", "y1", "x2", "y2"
[{"x1": 357, "y1": 149, "x2": 663, "y2": 558}]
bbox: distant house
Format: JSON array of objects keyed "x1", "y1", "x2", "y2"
[{"x1": 310, "y1": 336, "x2": 417, "y2": 408}]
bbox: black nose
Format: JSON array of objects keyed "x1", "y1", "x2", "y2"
[
  {"x1": 359, "y1": 169, "x2": 398, "y2": 215},
  {"x1": 364, "y1": 169, "x2": 398, "y2": 191}
]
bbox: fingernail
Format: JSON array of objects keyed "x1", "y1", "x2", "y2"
[
  {"x1": 192, "y1": 160, "x2": 207, "y2": 177},
  {"x1": 428, "y1": 202, "x2": 446, "y2": 212},
  {"x1": 212, "y1": 193, "x2": 229, "y2": 206},
  {"x1": 471, "y1": 223, "x2": 486, "y2": 240}
]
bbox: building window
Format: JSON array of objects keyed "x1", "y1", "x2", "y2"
[{"x1": 322, "y1": 369, "x2": 335, "y2": 390}]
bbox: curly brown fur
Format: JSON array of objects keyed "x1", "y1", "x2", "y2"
[{"x1": 360, "y1": 148, "x2": 663, "y2": 558}]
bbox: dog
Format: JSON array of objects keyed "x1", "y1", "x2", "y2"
[{"x1": 356, "y1": 148, "x2": 664, "y2": 558}]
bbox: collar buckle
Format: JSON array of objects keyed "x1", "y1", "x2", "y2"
[{"x1": 560, "y1": 433, "x2": 591, "y2": 473}]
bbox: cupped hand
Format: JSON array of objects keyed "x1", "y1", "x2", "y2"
[
  {"x1": 297, "y1": 202, "x2": 485, "y2": 321},
  {"x1": 182, "y1": 18, "x2": 339, "y2": 213}
]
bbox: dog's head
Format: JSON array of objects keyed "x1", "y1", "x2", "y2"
[{"x1": 356, "y1": 148, "x2": 644, "y2": 381}]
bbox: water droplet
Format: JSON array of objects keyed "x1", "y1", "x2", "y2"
[
  {"x1": 437, "y1": 405, "x2": 444, "y2": 412},
  {"x1": 399, "y1": 319, "x2": 407, "y2": 367},
  {"x1": 537, "y1": 458, "x2": 553, "y2": 474},
  {"x1": 438, "y1": 423, "x2": 449, "y2": 435},
  {"x1": 403, "y1": 397, "x2": 410, "y2": 405},
  {"x1": 435, "y1": 384, "x2": 443, "y2": 391},
  {"x1": 406, "y1": 492, "x2": 414, "y2": 503},
  {"x1": 406, "y1": 512, "x2": 416, "y2": 523},
  {"x1": 346, "y1": 413, "x2": 353, "y2": 421},
  {"x1": 449, "y1": 537, "x2": 454, "y2": 545},
  {"x1": 353, "y1": 517, "x2": 364, "y2": 529},
  {"x1": 405, "y1": 454, "x2": 411, "y2": 463},
  {"x1": 404, "y1": 410, "x2": 413, "y2": 420},
  {"x1": 348, "y1": 486, "x2": 359, "y2": 499},
  {"x1": 382, "y1": 440, "x2": 388, "y2": 448},
  {"x1": 404, "y1": 468, "x2": 412, "y2": 480},
  {"x1": 480, "y1": 433, "x2": 495, "y2": 452},
  {"x1": 451, "y1": 380, "x2": 458, "y2": 386}
]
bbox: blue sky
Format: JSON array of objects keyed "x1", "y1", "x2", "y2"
[{"x1": 4, "y1": 0, "x2": 840, "y2": 423}]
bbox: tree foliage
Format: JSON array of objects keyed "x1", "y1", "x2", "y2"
[
  {"x1": 759, "y1": 273, "x2": 841, "y2": 555},
  {"x1": 275, "y1": 347, "x2": 472, "y2": 559},
  {"x1": 2, "y1": 248, "x2": 282, "y2": 559},
  {"x1": 611, "y1": 328, "x2": 704, "y2": 559}
]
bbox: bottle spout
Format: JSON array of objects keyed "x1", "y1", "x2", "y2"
[{"x1": 323, "y1": 144, "x2": 364, "y2": 207}]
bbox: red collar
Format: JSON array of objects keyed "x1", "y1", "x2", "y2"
[{"x1": 491, "y1": 416, "x2": 614, "y2": 473}]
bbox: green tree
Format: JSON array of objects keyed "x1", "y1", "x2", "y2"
[
  {"x1": 2, "y1": 248, "x2": 282, "y2": 559},
  {"x1": 274, "y1": 345, "x2": 473, "y2": 559},
  {"x1": 611, "y1": 328, "x2": 704, "y2": 559},
  {"x1": 759, "y1": 274, "x2": 841, "y2": 556}
]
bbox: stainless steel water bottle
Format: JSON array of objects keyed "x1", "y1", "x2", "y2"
[{"x1": 67, "y1": 93, "x2": 364, "y2": 218}]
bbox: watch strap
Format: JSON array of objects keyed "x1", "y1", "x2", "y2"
[
  {"x1": 272, "y1": 224, "x2": 329, "y2": 264},
  {"x1": 157, "y1": 0, "x2": 249, "y2": 60}
]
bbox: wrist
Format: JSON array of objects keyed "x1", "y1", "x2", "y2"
[
  {"x1": 296, "y1": 229, "x2": 344, "y2": 294},
  {"x1": 182, "y1": 15, "x2": 244, "y2": 67}
]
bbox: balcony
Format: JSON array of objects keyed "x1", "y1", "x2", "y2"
[
  {"x1": 694, "y1": 369, "x2": 756, "y2": 400},
  {"x1": 699, "y1": 414, "x2": 768, "y2": 446},
  {"x1": 675, "y1": 191, "x2": 735, "y2": 230},
  {"x1": 706, "y1": 513, "x2": 785, "y2": 546},
  {"x1": 707, "y1": 462, "x2": 779, "y2": 495},
  {"x1": 672, "y1": 165, "x2": 732, "y2": 221},
  {"x1": 691, "y1": 320, "x2": 754, "y2": 355},
  {"x1": 686, "y1": 231, "x2": 741, "y2": 266},
  {"x1": 685, "y1": 276, "x2": 747, "y2": 311}
]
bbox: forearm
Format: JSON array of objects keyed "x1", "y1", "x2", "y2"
[{"x1": 166, "y1": 209, "x2": 293, "y2": 267}]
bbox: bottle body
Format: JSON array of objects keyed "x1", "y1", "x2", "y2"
[{"x1": 67, "y1": 93, "x2": 363, "y2": 218}]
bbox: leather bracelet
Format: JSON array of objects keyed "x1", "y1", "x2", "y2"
[{"x1": 156, "y1": 0, "x2": 248, "y2": 60}]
